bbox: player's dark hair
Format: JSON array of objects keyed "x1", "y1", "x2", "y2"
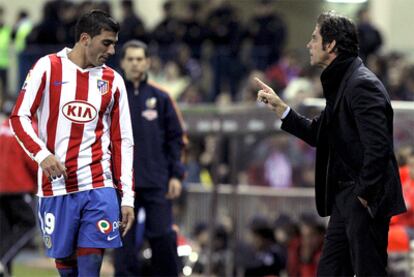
[
  {"x1": 317, "y1": 11, "x2": 359, "y2": 56},
  {"x1": 120, "y1": 40, "x2": 148, "y2": 59},
  {"x1": 75, "y1": 10, "x2": 119, "y2": 42}
]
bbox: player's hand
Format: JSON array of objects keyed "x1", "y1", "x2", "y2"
[
  {"x1": 40, "y1": 155, "x2": 67, "y2": 181},
  {"x1": 166, "y1": 177, "x2": 182, "y2": 199},
  {"x1": 120, "y1": 206, "x2": 135, "y2": 237},
  {"x1": 255, "y1": 77, "x2": 289, "y2": 118}
]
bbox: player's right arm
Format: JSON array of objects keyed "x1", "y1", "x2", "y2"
[{"x1": 9, "y1": 57, "x2": 66, "y2": 180}]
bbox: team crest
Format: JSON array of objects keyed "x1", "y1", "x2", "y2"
[
  {"x1": 43, "y1": 235, "x2": 52, "y2": 248},
  {"x1": 21, "y1": 70, "x2": 32, "y2": 92},
  {"x1": 146, "y1": 97, "x2": 157, "y2": 109},
  {"x1": 142, "y1": 110, "x2": 158, "y2": 121},
  {"x1": 97, "y1": 219, "x2": 112, "y2": 234},
  {"x1": 97, "y1": 79, "x2": 109, "y2": 95}
]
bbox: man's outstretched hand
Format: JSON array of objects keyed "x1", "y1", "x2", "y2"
[{"x1": 256, "y1": 77, "x2": 289, "y2": 118}]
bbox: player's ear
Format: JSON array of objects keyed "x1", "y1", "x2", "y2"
[{"x1": 79, "y1": 33, "x2": 91, "y2": 46}]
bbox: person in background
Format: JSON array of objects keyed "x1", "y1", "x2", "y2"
[
  {"x1": 287, "y1": 213, "x2": 325, "y2": 277},
  {"x1": 0, "y1": 100, "x2": 37, "y2": 276},
  {"x1": 9, "y1": 10, "x2": 135, "y2": 277},
  {"x1": 244, "y1": 216, "x2": 286, "y2": 276},
  {"x1": 356, "y1": 7, "x2": 382, "y2": 62},
  {"x1": 118, "y1": 0, "x2": 147, "y2": 44},
  {"x1": 113, "y1": 40, "x2": 186, "y2": 277}
]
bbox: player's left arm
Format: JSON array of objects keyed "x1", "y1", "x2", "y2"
[{"x1": 110, "y1": 77, "x2": 135, "y2": 235}]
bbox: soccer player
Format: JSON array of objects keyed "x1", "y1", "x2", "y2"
[
  {"x1": 113, "y1": 40, "x2": 186, "y2": 276},
  {"x1": 9, "y1": 10, "x2": 135, "y2": 276}
]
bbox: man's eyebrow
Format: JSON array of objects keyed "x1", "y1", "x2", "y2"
[{"x1": 103, "y1": 39, "x2": 117, "y2": 44}]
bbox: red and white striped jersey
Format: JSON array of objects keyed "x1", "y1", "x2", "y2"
[{"x1": 10, "y1": 48, "x2": 135, "y2": 207}]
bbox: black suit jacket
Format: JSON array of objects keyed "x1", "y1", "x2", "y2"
[{"x1": 281, "y1": 57, "x2": 406, "y2": 218}]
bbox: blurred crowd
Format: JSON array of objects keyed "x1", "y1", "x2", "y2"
[
  {"x1": 0, "y1": 1, "x2": 413, "y2": 190},
  {"x1": 1, "y1": 0, "x2": 413, "y2": 105}
]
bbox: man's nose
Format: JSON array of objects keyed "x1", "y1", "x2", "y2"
[{"x1": 108, "y1": 45, "x2": 115, "y2": 55}]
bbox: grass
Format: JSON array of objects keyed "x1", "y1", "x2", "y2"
[{"x1": 11, "y1": 263, "x2": 57, "y2": 277}]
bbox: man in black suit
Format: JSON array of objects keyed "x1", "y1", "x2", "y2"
[{"x1": 256, "y1": 11, "x2": 406, "y2": 276}]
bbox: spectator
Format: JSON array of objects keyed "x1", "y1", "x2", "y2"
[
  {"x1": 56, "y1": 1, "x2": 77, "y2": 45},
  {"x1": 287, "y1": 213, "x2": 325, "y2": 277},
  {"x1": 246, "y1": 0, "x2": 287, "y2": 70},
  {"x1": 356, "y1": 7, "x2": 383, "y2": 62},
  {"x1": 181, "y1": 0, "x2": 206, "y2": 60},
  {"x1": 152, "y1": 0, "x2": 183, "y2": 62},
  {"x1": 26, "y1": 1, "x2": 61, "y2": 45},
  {"x1": 206, "y1": 1, "x2": 245, "y2": 102},
  {"x1": 393, "y1": 64, "x2": 414, "y2": 101},
  {"x1": 0, "y1": 101, "x2": 37, "y2": 276},
  {"x1": 118, "y1": 0, "x2": 147, "y2": 44},
  {"x1": 244, "y1": 215, "x2": 286, "y2": 276}
]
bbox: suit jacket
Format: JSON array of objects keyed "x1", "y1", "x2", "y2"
[{"x1": 281, "y1": 57, "x2": 406, "y2": 218}]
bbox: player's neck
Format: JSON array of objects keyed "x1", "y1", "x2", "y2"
[{"x1": 68, "y1": 44, "x2": 93, "y2": 69}]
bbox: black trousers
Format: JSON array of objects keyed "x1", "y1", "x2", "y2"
[
  {"x1": 113, "y1": 188, "x2": 179, "y2": 276},
  {"x1": 317, "y1": 186, "x2": 390, "y2": 277}
]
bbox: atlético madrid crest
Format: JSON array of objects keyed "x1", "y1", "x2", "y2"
[{"x1": 97, "y1": 79, "x2": 109, "y2": 95}]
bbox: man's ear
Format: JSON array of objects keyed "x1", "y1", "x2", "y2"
[
  {"x1": 79, "y1": 33, "x2": 90, "y2": 46},
  {"x1": 326, "y1": 40, "x2": 337, "y2": 54}
]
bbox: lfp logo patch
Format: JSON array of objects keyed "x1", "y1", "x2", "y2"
[
  {"x1": 97, "y1": 219, "x2": 112, "y2": 234},
  {"x1": 97, "y1": 79, "x2": 109, "y2": 95}
]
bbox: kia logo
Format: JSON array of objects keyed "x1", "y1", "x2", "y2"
[{"x1": 62, "y1": 100, "x2": 97, "y2": 124}]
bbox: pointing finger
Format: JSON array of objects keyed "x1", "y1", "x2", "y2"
[{"x1": 254, "y1": 77, "x2": 273, "y2": 91}]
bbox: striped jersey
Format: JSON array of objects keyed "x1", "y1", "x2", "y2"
[{"x1": 9, "y1": 48, "x2": 135, "y2": 207}]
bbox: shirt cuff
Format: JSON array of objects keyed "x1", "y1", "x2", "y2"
[
  {"x1": 121, "y1": 193, "x2": 134, "y2": 208},
  {"x1": 281, "y1": 106, "x2": 291, "y2": 120},
  {"x1": 34, "y1": 149, "x2": 52, "y2": 165}
]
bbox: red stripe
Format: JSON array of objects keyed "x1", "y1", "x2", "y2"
[
  {"x1": 90, "y1": 68, "x2": 115, "y2": 188},
  {"x1": 76, "y1": 247, "x2": 104, "y2": 256},
  {"x1": 42, "y1": 55, "x2": 65, "y2": 196},
  {"x1": 110, "y1": 88, "x2": 122, "y2": 192},
  {"x1": 55, "y1": 259, "x2": 77, "y2": 269},
  {"x1": 64, "y1": 70, "x2": 89, "y2": 192},
  {"x1": 46, "y1": 54, "x2": 62, "y2": 153},
  {"x1": 9, "y1": 73, "x2": 45, "y2": 156},
  {"x1": 30, "y1": 72, "x2": 46, "y2": 116}
]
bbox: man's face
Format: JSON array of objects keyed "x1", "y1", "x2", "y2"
[
  {"x1": 306, "y1": 25, "x2": 331, "y2": 68},
  {"x1": 120, "y1": 47, "x2": 150, "y2": 81},
  {"x1": 85, "y1": 30, "x2": 117, "y2": 67}
]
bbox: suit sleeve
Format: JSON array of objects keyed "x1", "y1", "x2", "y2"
[
  {"x1": 350, "y1": 82, "x2": 391, "y2": 202},
  {"x1": 281, "y1": 108, "x2": 322, "y2": 147},
  {"x1": 9, "y1": 57, "x2": 52, "y2": 165},
  {"x1": 110, "y1": 78, "x2": 135, "y2": 207},
  {"x1": 164, "y1": 95, "x2": 187, "y2": 180}
]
